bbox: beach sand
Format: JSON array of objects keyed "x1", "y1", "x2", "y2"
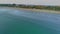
[
  {"x1": 0, "y1": 7, "x2": 60, "y2": 14},
  {"x1": 16, "y1": 8, "x2": 60, "y2": 14}
]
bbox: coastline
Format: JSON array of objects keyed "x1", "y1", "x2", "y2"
[
  {"x1": 15, "y1": 7, "x2": 60, "y2": 14},
  {"x1": 0, "y1": 7, "x2": 60, "y2": 14}
]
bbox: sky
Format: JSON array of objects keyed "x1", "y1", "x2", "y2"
[{"x1": 0, "y1": 0, "x2": 60, "y2": 6}]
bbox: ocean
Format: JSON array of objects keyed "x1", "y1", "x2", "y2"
[{"x1": 0, "y1": 7, "x2": 59, "y2": 34}]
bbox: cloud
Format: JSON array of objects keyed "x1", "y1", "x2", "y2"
[{"x1": 0, "y1": 0, "x2": 60, "y2": 6}]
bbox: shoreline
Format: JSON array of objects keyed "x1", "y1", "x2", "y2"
[
  {"x1": 15, "y1": 7, "x2": 60, "y2": 14},
  {"x1": 0, "y1": 7, "x2": 60, "y2": 14}
]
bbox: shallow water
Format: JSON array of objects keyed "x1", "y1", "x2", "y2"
[{"x1": 0, "y1": 8, "x2": 60, "y2": 34}]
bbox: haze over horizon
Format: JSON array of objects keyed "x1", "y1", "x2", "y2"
[{"x1": 0, "y1": 0, "x2": 60, "y2": 6}]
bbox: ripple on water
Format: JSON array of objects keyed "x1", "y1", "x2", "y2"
[{"x1": 0, "y1": 8, "x2": 60, "y2": 34}]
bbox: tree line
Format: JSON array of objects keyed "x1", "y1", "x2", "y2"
[{"x1": 0, "y1": 4, "x2": 60, "y2": 11}]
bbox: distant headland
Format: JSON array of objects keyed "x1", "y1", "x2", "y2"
[{"x1": 0, "y1": 4, "x2": 60, "y2": 11}]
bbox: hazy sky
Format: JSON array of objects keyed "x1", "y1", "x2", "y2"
[{"x1": 0, "y1": 0, "x2": 60, "y2": 6}]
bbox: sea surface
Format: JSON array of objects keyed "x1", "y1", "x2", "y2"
[{"x1": 0, "y1": 7, "x2": 60, "y2": 34}]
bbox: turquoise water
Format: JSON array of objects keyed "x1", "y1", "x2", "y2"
[{"x1": 0, "y1": 8, "x2": 59, "y2": 34}]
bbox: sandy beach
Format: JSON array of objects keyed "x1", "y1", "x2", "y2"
[
  {"x1": 15, "y1": 7, "x2": 60, "y2": 14},
  {"x1": 0, "y1": 7, "x2": 60, "y2": 14}
]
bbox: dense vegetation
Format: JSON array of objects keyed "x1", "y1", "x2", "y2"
[{"x1": 0, "y1": 4, "x2": 60, "y2": 11}]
